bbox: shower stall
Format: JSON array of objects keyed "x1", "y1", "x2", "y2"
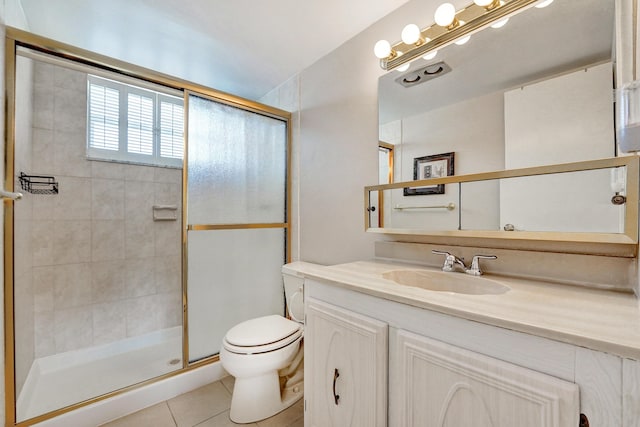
[{"x1": 5, "y1": 29, "x2": 290, "y2": 426}]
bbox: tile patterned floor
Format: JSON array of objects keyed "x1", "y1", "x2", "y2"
[{"x1": 100, "y1": 376, "x2": 304, "y2": 427}]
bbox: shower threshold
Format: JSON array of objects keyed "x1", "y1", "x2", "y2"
[{"x1": 17, "y1": 326, "x2": 182, "y2": 422}]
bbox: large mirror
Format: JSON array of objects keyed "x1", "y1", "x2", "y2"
[{"x1": 377, "y1": 0, "x2": 622, "y2": 237}]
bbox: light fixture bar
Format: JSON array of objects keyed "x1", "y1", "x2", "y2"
[{"x1": 382, "y1": 0, "x2": 539, "y2": 71}]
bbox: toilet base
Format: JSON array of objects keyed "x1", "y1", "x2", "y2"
[{"x1": 229, "y1": 371, "x2": 303, "y2": 424}]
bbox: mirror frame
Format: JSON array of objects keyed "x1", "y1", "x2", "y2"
[{"x1": 365, "y1": 156, "x2": 639, "y2": 257}]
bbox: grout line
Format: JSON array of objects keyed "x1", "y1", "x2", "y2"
[{"x1": 165, "y1": 400, "x2": 179, "y2": 427}]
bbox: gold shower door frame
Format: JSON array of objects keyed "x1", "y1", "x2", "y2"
[{"x1": 3, "y1": 28, "x2": 291, "y2": 427}]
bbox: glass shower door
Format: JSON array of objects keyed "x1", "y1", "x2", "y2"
[
  {"x1": 186, "y1": 94, "x2": 289, "y2": 362},
  {"x1": 10, "y1": 50, "x2": 185, "y2": 423}
]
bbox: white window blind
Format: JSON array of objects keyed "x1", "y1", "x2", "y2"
[
  {"x1": 88, "y1": 83, "x2": 119, "y2": 151},
  {"x1": 87, "y1": 75, "x2": 184, "y2": 167},
  {"x1": 160, "y1": 99, "x2": 184, "y2": 159},
  {"x1": 127, "y1": 93, "x2": 154, "y2": 155}
]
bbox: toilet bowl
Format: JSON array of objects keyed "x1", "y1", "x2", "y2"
[{"x1": 219, "y1": 267, "x2": 304, "y2": 423}]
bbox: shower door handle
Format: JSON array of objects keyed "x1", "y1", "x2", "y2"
[{"x1": 0, "y1": 190, "x2": 23, "y2": 200}]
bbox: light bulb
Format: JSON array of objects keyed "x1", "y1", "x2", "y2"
[
  {"x1": 423, "y1": 50, "x2": 438, "y2": 60},
  {"x1": 455, "y1": 35, "x2": 471, "y2": 45},
  {"x1": 434, "y1": 3, "x2": 457, "y2": 27},
  {"x1": 374, "y1": 40, "x2": 392, "y2": 59},
  {"x1": 491, "y1": 17, "x2": 509, "y2": 28},
  {"x1": 401, "y1": 24, "x2": 422, "y2": 45},
  {"x1": 535, "y1": 0, "x2": 554, "y2": 8},
  {"x1": 473, "y1": 0, "x2": 494, "y2": 6}
]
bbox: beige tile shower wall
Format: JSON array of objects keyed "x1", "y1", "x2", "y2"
[
  {"x1": 14, "y1": 55, "x2": 35, "y2": 395},
  {"x1": 25, "y1": 61, "x2": 182, "y2": 359}
]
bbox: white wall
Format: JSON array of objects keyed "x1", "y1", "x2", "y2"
[
  {"x1": 296, "y1": 37, "x2": 380, "y2": 264},
  {"x1": 501, "y1": 63, "x2": 619, "y2": 233},
  {"x1": 261, "y1": 0, "x2": 449, "y2": 265},
  {"x1": 504, "y1": 63, "x2": 615, "y2": 168},
  {"x1": 5, "y1": 0, "x2": 27, "y2": 30}
]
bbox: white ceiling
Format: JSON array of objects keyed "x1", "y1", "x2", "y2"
[{"x1": 16, "y1": 0, "x2": 412, "y2": 100}]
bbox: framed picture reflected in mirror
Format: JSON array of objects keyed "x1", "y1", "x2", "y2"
[{"x1": 404, "y1": 152, "x2": 455, "y2": 196}]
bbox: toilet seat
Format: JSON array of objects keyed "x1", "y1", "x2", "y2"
[{"x1": 223, "y1": 315, "x2": 303, "y2": 355}]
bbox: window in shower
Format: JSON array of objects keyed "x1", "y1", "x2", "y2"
[{"x1": 87, "y1": 75, "x2": 184, "y2": 167}]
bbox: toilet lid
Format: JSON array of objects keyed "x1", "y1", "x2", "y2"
[{"x1": 225, "y1": 315, "x2": 301, "y2": 347}]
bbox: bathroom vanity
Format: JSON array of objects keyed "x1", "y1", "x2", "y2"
[{"x1": 290, "y1": 260, "x2": 640, "y2": 426}]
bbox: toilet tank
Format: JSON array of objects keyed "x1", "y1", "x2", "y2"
[{"x1": 282, "y1": 265, "x2": 305, "y2": 323}]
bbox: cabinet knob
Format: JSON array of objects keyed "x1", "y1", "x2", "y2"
[
  {"x1": 579, "y1": 414, "x2": 589, "y2": 427},
  {"x1": 332, "y1": 368, "x2": 340, "y2": 405}
]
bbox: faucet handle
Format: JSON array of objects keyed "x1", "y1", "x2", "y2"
[
  {"x1": 466, "y1": 255, "x2": 497, "y2": 276},
  {"x1": 432, "y1": 249, "x2": 452, "y2": 257},
  {"x1": 432, "y1": 250, "x2": 464, "y2": 272}
]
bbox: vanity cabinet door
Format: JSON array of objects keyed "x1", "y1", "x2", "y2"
[
  {"x1": 389, "y1": 328, "x2": 580, "y2": 427},
  {"x1": 304, "y1": 298, "x2": 388, "y2": 427}
]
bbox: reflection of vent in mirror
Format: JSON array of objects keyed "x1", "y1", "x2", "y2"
[{"x1": 395, "y1": 62, "x2": 452, "y2": 88}]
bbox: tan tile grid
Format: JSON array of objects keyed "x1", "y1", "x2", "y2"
[{"x1": 100, "y1": 376, "x2": 303, "y2": 427}]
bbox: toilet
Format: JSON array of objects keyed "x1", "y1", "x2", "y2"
[{"x1": 219, "y1": 266, "x2": 304, "y2": 424}]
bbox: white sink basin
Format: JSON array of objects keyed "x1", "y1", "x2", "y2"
[{"x1": 382, "y1": 269, "x2": 510, "y2": 295}]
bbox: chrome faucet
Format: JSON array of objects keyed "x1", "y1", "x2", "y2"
[
  {"x1": 432, "y1": 250, "x2": 497, "y2": 276},
  {"x1": 432, "y1": 250, "x2": 466, "y2": 272},
  {"x1": 466, "y1": 255, "x2": 497, "y2": 276}
]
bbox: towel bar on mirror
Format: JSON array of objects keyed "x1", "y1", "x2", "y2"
[{"x1": 393, "y1": 202, "x2": 456, "y2": 211}]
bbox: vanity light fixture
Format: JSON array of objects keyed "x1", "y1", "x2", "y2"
[{"x1": 374, "y1": 0, "x2": 546, "y2": 71}]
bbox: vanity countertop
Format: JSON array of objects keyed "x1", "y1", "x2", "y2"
[{"x1": 285, "y1": 259, "x2": 640, "y2": 360}]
